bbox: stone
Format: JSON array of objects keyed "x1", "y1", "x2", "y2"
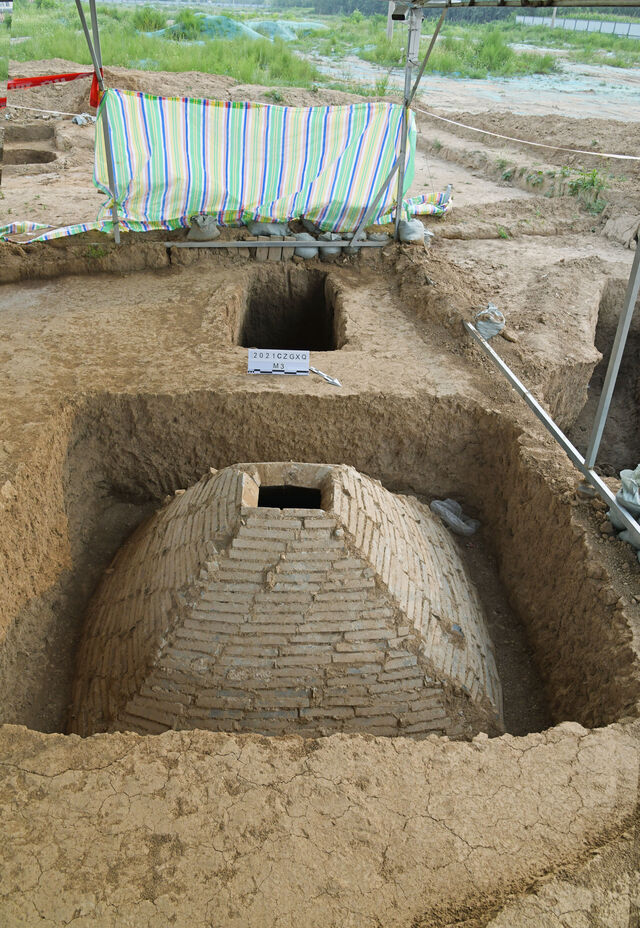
[
  {"x1": 602, "y1": 214, "x2": 640, "y2": 250},
  {"x1": 255, "y1": 235, "x2": 269, "y2": 262}
]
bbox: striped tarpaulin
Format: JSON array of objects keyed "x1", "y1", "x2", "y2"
[{"x1": 94, "y1": 88, "x2": 417, "y2": 232}]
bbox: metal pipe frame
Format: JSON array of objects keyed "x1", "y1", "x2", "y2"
[
  {"x1": 165, "y1": 240, "x2": 389, "y2": 249},
  {"x1": 464, "y1": 320, "x2": 640, "y2": 549},
  {"x1": 350, "y1": 155, "x2": 401, "y2": 246},
  {"x1": 585, "y1": 243, "x2": 640, "y2": 469},
  {"x1": 373, "y1": 0, "x2": 640, "y2": 7},
  {"x1": 74, "y1": 0, "x2": 120, "y2": 244},
  {"x1": 408, "y1": 9, "x2": 447, "y2": 105},
  {"x1": 394, "y1": 6, "x2": 423, "y2": 240}
]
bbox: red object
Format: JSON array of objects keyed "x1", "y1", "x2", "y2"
[
  {"x1": 7, "y1": 71, "x2": 94, "y2": 91},
  {"x1": 89, "y1": 70, "x2": 104, "y2": 109},
  {"x1": 0, "y1": 96, "x2": 6, "y2": 109}
]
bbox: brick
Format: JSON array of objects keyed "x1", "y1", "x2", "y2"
[
  {"x1": 348, "y1": 715, "x2": 398, "y2": 729},
  {"x1": 344, "y1": 628, "x2": 395, "y2": 642},
  {"x1": 331, "y1": 650, "x2": 384, "y2": 664},
  {"x1": 276, "y1": 655, "x2": 326, "y2": 667},
  {"x1": 383, "y1": 655, "x2": 418, "y2": 672},
  {"x1": 300, "y1": 707, "x2": 355, "y2": 719},
  {"x1": 368, "y1": 677, "x2": 425, "y2": 694},
  {"x1": 402, "y1": 719, "x2": 448, "y2": 734},
  {"x1": 196, "y1": 692, "x2": 253, "y2": 710}
]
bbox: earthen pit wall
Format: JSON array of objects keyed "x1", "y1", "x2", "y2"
[
  {"x1": 1, "y1": 389, "x2": 638, "y2": 734},
  {"x1": 0, "y1": 403, "x2": 75, "y2": 663},
  {"x1": 482, "y1": 420, "x2": 640, "y2": 727}
]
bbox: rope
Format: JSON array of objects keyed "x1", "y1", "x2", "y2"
[
  {"x1": 414, "y1": 106, "x2": 640, "y2": 162},
  {"x1": 5, "y1": 103, "x2": 92, "y2": 118}
]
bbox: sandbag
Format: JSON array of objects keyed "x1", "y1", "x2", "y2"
[
  {"x1": 398, "y1": 218, "x2": 425, "y2": 244},
  {"x1": 187, "y1": 215, "x2": 220, "y2": 241}
]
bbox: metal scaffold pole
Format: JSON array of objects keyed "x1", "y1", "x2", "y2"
[
  {"x1": 74, "y1": 0, "x2": 121, "y2": 244},
  {"x1": 394, "y1": 5, "x2": 423, "y2": 240},
  {"x1": 584, "y1": 242, "x2": 640, "y2": 470}
]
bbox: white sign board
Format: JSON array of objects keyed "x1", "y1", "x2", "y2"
[{"x1": 247, "y1": 349, "x2": 309, "y2": 375}]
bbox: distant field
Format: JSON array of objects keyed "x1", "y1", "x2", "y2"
[
  {"x1": 10, "y1": 0, "x2": 321, "y2": 86},
  {"x1": 8, "y1": 1, "x2": 640, "y2": 90}
]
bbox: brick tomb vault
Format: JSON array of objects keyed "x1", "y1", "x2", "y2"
[{"x1": 69, "y1": 463, "x2": 503, "y2": 738}]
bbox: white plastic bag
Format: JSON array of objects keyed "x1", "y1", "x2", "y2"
[
  {"x1": 475, "y1": 303, "x2": 505, "y2": 340},
  {"x1": 608, "y1": 464, "x2": 640, "y2": 556},
  {"x1": 430, "y1": 499, "x2": 480, "y2": 536}
]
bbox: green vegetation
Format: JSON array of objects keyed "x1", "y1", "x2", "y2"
[
  {"x1": 132, "y1": 6, "x2": 168, "y2": 33},
  {"x1": 497, "y1": 225, "x2": 510, "y2": 239},
  {"x1": 172, "y1": 10, "x2": 204, "y2": 41},
  {"x1": 85, "y1": 244, "x2": 107, "y2": 259},
  {"x1": 8, "y1": 0, "x2": 640, "y2": 95},
  {"x1": 566, "y1": 167, "x2": 608, "y2": 212},
  {"x1": 502, "y1": 20, "x2": 640, "y2": 69},
  {"x1": 11, "y1": 0, "x2": 320, "y2": 86},
  {"x1": 363, "y1": 27, "x2": 557, "y2": 77}
]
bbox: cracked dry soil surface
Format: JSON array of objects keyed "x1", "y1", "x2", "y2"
[{"x1": 1, "y1": 722, "x2": 639, "y2": 928}]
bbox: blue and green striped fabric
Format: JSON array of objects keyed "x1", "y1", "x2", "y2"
[{"x1": 94, "y1": 88, "x2": 416, "y2": 232}]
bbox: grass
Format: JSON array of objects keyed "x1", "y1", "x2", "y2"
[
  {"x1": 8, "y1": 0, "x2": 640, "y2": 95},
  {"x1": 86, "y1": 243, "x2": 107, "y2": 259},
  {"x1": 132, "y1": 7, "x2": 168, "y2": 33},
  {"x1": 501, "y1": 20, "x2": 640, "y2": 69},
  {"x1": 10, "y1": 0, "x2": 321, "y2": 87},
  {"x1": 566, "y1": 167, "x2": 608, "y2": 212},
  {"x1": 290, "y1": 14, "x2": 559, "y2": 77},
  {"x1": 362, "y1": 27, "x2": 557, "y2": 77}
]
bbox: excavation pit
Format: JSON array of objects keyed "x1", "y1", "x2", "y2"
[
  {"x1": 1, "y1": 249, "x2": 640, "y2": 925},
  {"x1": 239, "y1": 268, "x2": 341, "y2": 351},
  {"x1": 3, "y1": 148, "x2": 57, "y2": 166},
  {"x1": 568, "y1": 279, "x2": 640, "y2": 476},
  {"x1": 1, "y1": 389, "x2": 638, "y2": 742},
  {"x1": 5, "y1": 124, "x2": 56, "y2": 143}
]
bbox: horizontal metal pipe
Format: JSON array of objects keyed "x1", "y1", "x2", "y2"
[
  {"x1": 382, "y1": 0, "x2": 640, "y2": 7},
  {"x1": 165, "y1": 240, "x2": 389, "y2": 249},
  {"x1": 464, "y1": 321, "x2": 640, "y2": 548}
]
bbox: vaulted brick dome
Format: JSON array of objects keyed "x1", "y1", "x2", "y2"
[{"x1": 69, "y1": 463, "x2": 503, "y2": 738}]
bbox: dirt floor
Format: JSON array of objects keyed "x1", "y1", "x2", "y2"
[{"x1": 1, "y1": 65, "x2": 640, "y2": 928}]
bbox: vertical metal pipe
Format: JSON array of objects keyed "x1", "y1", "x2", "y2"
[
  {"x1": 585, "y1": 242, "x2": 640, "y2": 469},
  {"x1": 99, "y1": 98, "x2": 121, "y2": 245},
  {"x1": 408, "y1": 9, "x2": 446, "y2": 106},
  {"x1": 89, "y1": 0, "x2": 103, "y2": 70},
  {"x1": 74, "y1": 0, "x2": 103, "y2": 89},
  {"x1": 350, "y1": 154, "x2": 401, "y2": 245},
  {"x1": 75, "y1": 0, "x2": 120, "y2": 243},
  {"x1": 394, "y1": 6, "x2": 422, "y2": 240}
]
